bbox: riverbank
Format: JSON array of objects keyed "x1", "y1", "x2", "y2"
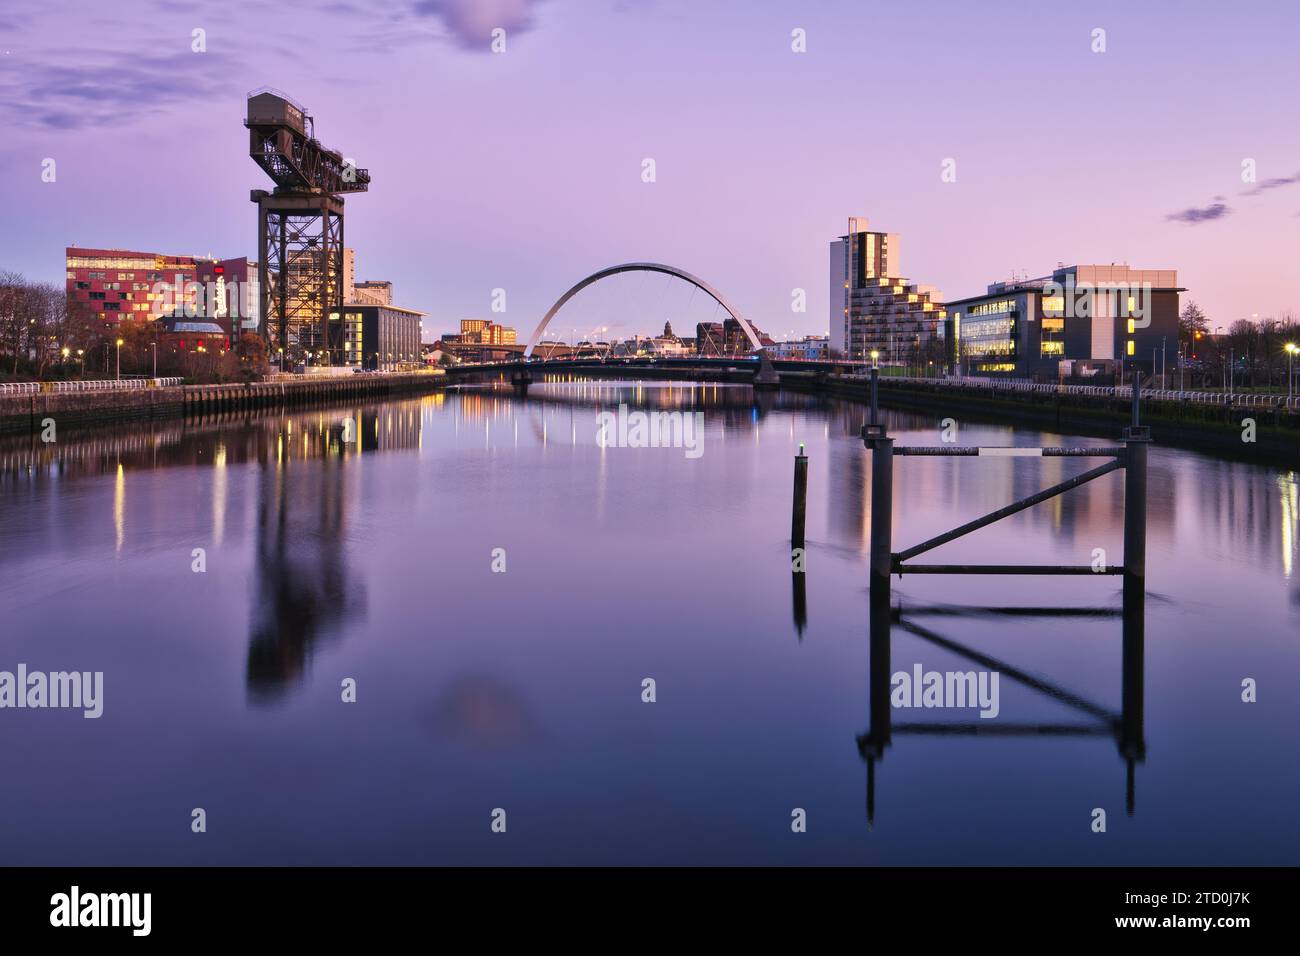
[
  {"x1": 779, "y1": 371, "x2": 1300, "y2": 466},
  {"x1": 0, "y1": 372, "x2": 446, "y2": 436}
]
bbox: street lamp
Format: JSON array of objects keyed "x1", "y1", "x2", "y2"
[
  {"x1": 870, "y1": 349, "x2": 880, "y2": 370},
  {"x1": 115, "y1": 338, "x2": 124, "y2": 380},
  {"x1": 1286, "y1": 343, "x2": 1298, "y2": 402},
  {"x1": 148, "y1": 342, "x2": 157, "y2": 378},
  {"x1": 76, "y1": 349, "x2": 84, "y2": 378}
]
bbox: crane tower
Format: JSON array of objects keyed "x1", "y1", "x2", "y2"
[{"x1": 246, "y1": 88, "x2": 370, "y2": 365}]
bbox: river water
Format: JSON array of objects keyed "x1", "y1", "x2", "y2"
[{"x1": 0, "y1": 380, "x2": 1296, "y2": 865}]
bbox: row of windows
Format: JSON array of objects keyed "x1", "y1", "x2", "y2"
[
  {"x1": 67, "y1": 257, "x2": 157, "y2": 270},
  {"x1": 75, "y1": 270, "x2": 190, "y2": 283},
  {"x1": 960, "y1": 317, "x2": 1015, "y2": 341},
  {"x1": 965, "y1": 341, "x2": 1015, "y2": 357},
  {"x1": 963, "y1": 299, "x2": 1016, "y2": 317}
]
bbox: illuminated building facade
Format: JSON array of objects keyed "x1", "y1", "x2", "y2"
[
  {"x1": 66, "y1": 247, "x2": 205, "y2": 330},
  {"x1": 196, "y1": 257, "x2": 259, "y2": 338},
  {"x1": 770, "y1": 335, "x2": 830, "y2": 361},
  {"x1": 457, "y1": 319, "x2": 516, "y2": 344},
  {"x1": 335, "y1": 304, "x2": 424, "y2": 370},
  {"x1": 828, "y1": 218, "x2": 945, "y2": 364},
  {"x1": 945, "y1": 265, "x2": 1182, "y2": 379}
]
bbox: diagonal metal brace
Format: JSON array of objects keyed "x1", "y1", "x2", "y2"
[{"x1": 893, "y1": 457, "x2": 1123, "y2": 565}]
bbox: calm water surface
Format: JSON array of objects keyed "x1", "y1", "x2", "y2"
[{"x1": 1, "y1": 381, "x2": 1297, "y2": 865}]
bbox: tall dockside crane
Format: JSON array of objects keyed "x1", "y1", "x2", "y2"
[{"x1": 246, "y1": 88, "x2": 369, "y2": 365}]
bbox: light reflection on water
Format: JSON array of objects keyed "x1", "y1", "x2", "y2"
[{"x1": 0, "y1": 381, "x2": 1296, "y2": 865}]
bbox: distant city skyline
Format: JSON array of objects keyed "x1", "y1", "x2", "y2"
[{"x1": 3, "y1": 0, "x2": 1299, "y2": 340}]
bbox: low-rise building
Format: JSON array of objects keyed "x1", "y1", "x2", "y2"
[
  {"x1": 944, "y1": 265, "x2": 1183, "y2": 380},
  {"x1": 770, "y1": 335, "x2": 829, "y2": 361},
  {"x1": 455, "y1": 319, "x2": 516, "y2": 345},
  {"x1": 334, "y1": 304, "x2": 425, "y2": 370}
]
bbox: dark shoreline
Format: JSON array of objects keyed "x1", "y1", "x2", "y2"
[
  {"x1": 0, "y1": 372, "x2": 446, "y2": 437},
  {"x1": 788, "y1": 375, "x2": 1300, "y2": 467}
]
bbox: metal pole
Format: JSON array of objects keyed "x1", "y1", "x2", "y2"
[
  {"x1": 1131, "y1": 368, "x2": 1141, "y2": 429},
  {"x1": 1123, "y1": 370, "x2": 1148, "y2": 603},
  {"x1": 791, "y1": 445, "x2": 808, "y2": 552},
  {"x1": 863, "y1": 415, "x2": 894, "y2": 824},
  {"x1": 870, "y1": 366, "x2": 879, "y2": 426},
  {"x1": 868, "y1": 432, "x2": 893, "y2": 604}
]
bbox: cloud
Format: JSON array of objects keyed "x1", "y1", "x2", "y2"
[
  {"x1": 1166, "y1": 202, "x2": 1230, "y2": 225},
  {"x1": 412, "y1": 0, "x2": 546, "y2": 49},
  {"x1": 0, "y1": 49, "x2": 241, "y2": 130},
  {"x1": 1241, "y1": 172, "x2": 1300, "y2": 196}
]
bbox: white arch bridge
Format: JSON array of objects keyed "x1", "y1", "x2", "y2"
[{"x1": 522, "y1": 262, "x2": 763, "y2": 359}]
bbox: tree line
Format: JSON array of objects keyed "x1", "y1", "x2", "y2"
[
  {"x1": 1178, "y1": 301, "x2": 1300, "y2": 390},
  {"x1": 1, "y1": 270, "x2": 269, "y2": 382}
]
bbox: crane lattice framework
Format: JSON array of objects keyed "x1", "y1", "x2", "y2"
[{"x1": 246, "y1": 88, "x2": 370, "y2": 364}]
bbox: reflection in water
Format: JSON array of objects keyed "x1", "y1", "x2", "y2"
[
  {"x1": 246, "y1": 427, "x2": 361, "y2": 703},
  {"x1": 429, "y1": 674, "x2": 540, "y2": 748},
  {"x1": 791, "y1": 571, "x2": 807, "y2": 637},
  {"x1": 242, "y1": 408, "x2": 421, "y2": 701},
  {"x1": 1280, "y1": 473, "x2": 1299, "y2": 580},
  {"x1": 859, "y1": 595, "x2": 1146, "y2": 825},
  {"x1": 0, "y1": 383, "x2": 1297, "y2": 865},
  {"x1": 114, "y1": 462, "x2": 125, "y2": 555}
]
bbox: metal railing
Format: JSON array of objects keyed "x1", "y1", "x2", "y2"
[
  {"x1": 859, "y1": 373, "x2": 1300, "y2": 411},
  {"x1": 0, "y1": 378, "x2": 182, "y2": 396}
]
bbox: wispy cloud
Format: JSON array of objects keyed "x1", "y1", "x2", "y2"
[
  {"x1": 0, "y1": 50, "x2": 241, "y2": 130},
  {"x1": 1241, "y1": 172, "x2": 1300, "y2": 196},
  {"x1": 411, "y1": 0, "x2": 547, "y2": 50},
  {"x1": 1166, "y1": 202, "x2": 1230, "y2": 225}
]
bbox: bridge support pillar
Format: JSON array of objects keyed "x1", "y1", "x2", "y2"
[{"x1": 510, "y1": 370, "x2": 532, "y2": 398}]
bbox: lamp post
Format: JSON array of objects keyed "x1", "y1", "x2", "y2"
[
  {"x1": 115, "y1": 337, "x2": 123, "y2": 380},
  {"x1": 76, "y1": 349, "x2": 84, "y2": 378},
  {"x1": 1286, "y1": 343, "x2": 1298, "y2": 402},
  {"x1": 149, "y1": 342, "x2": 157, "y2": 379},
  {"x1": 870, "y1": 348, "x2": 879, "y2": 370}
]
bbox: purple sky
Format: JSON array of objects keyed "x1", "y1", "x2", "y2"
[{"x1": 2, "y1": 0, "x2": 1299, "y2": 341}]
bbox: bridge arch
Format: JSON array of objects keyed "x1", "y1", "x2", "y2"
[{"x1": 523, "y1": 262, "x2": 762, "y2": 359}]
